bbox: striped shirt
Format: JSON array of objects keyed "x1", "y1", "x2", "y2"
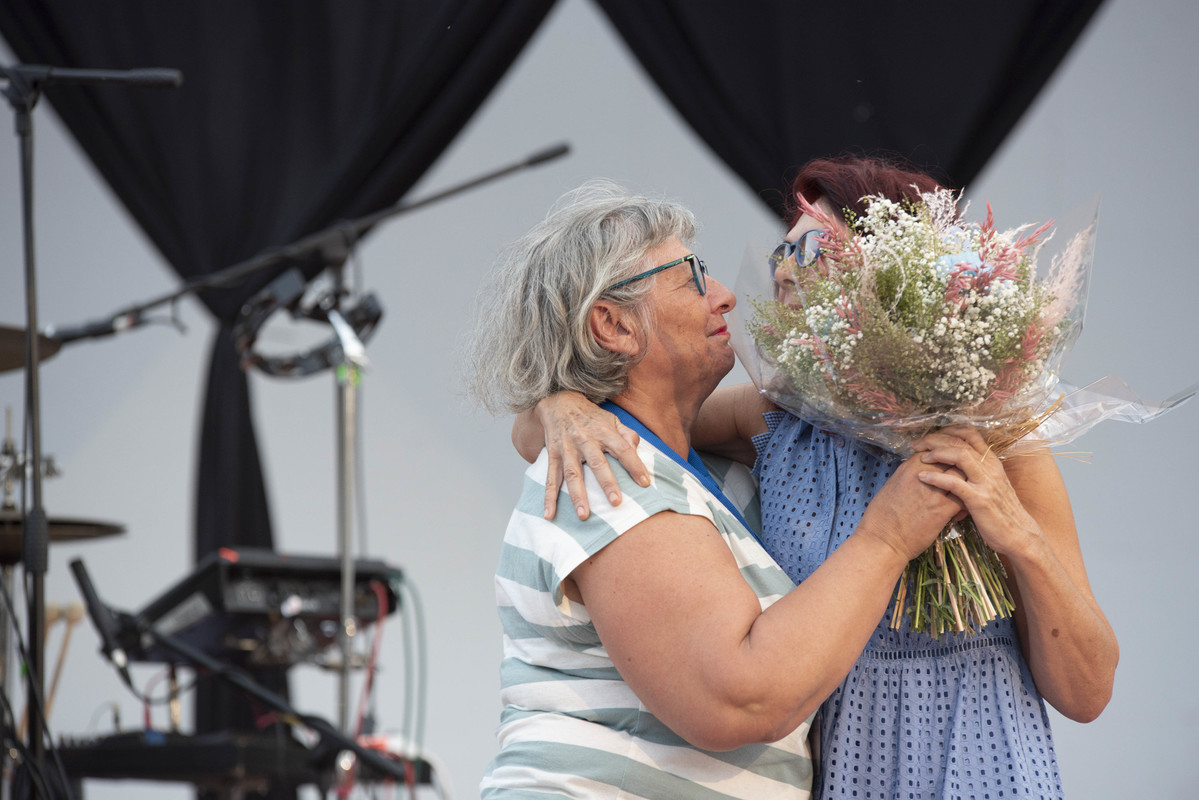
[{"x1": 480, "y1": 439, "x2": 812, "y2": 799}]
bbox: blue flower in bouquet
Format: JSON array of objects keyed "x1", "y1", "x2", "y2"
[{"x1": 935, "y1": 250, "x2": 982, "y2": 281}]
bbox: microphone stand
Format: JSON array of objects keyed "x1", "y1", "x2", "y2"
[
  {"x1": 328, "y1": 264, "x2": 364, "y2": 732},
  {"x1": 0, "y1": 62, "x2": 181, "y2": 783}
]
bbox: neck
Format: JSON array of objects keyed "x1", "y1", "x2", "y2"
[{"x1": 609, "y1": 385, "x2": 703, "y2": 460}]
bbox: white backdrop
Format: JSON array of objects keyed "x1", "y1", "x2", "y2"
[{"x1": 1, "y1": 0, "x2": 1196, "y2": 797}]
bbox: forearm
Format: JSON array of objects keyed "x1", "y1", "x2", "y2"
[
  {"x1": 735, "y1": 529, "x2": 914, "y2": 739},
  {"x1": 1005, "y1": 539, "x2": 1118, "y2": 721},
  {"x1": 913, "y1": 435, "x2": 1118, "y2": 721},
  {"x1": 691, "y1": 383, "x2": 773, "y2": 464},
  {"x1": 646, "y1": 531, "x2": 912, "y2": 751},
  {"x1": 512, "y1": 407, "x2": 544, "y2": 462}
]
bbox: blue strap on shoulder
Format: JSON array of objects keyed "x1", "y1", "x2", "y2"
[{"x1": 600, "y1": 401, "x2": 760, "y2": 543}]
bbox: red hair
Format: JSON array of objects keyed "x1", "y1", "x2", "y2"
[{"x1": 786, "y1": 155, "x2": 943, "y2": 227}]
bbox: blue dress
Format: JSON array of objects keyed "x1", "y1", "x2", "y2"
[{"x1": 752, "y1": 411, "x2": 1064, "y2": 800}]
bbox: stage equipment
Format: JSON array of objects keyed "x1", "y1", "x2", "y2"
[
  {"x1": 68, "y1": 558, "x2": 426, "y2": 794},
  {"x1": 1, "y1": 60, "x2": 182, "y2": 770},
  {"x1": 45, "y1": 140, "x2": 569, "y2": 731},
  {"x1": 55, "y1": 729, "x2": 432, "y2": 796},
  {"x1": 117, "y1": 547, "x2": 400, "y2": 668}
]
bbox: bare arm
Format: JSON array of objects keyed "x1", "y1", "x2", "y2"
[
  {"x1": 690, "y1": 383, "x2": 776, "y2": 464},
  {"x1": 915, "y1": 426, "x2": 1118, "y2": 722},
  {"x1": 513, "y1": 384, "x2": 774, "y2": 520},
  {"x1": 568, "y1": 452, "x2": 963, "y2": 750}
]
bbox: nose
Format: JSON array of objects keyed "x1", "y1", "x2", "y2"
[
  {"x1": 708, "y1": 276, "x2": 735, "y2": 314},
  {"x1": 773, "y1": 261, "x2": 799, "y2": 307}
]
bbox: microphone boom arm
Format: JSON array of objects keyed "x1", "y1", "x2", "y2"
[{"x1": 42, "y1": 143, "x2": 571, "y2": 344}]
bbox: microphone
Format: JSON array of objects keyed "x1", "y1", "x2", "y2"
[
  {"x1": 69, "y1": 558, "x2": 133, "y2": 689},
  {"x1": 0, "y1": 65, "x2": 182, "y2": 89},
  {"x1": 45, "y1": 310, "x2": 144, "y2": 343}
]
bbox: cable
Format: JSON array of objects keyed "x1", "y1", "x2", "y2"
[
  {"x1": 139, "y1": 666, "x2": 200, "y2": 729},
  {"x1": 354, "y1": 581, "x2": 388, "y2": 738},
  {"x1": 399, "y1": 576, "x2": 414, "y2": 762},
  {"x1": 0, "y1": 569, "x2": 76, "y2": 799},
  {"x1": 0, "y1": 682, "x2": 53, "y2": 799},
  {"x1": 400, "y1": 578, "x2": 428, "y2": 762}
]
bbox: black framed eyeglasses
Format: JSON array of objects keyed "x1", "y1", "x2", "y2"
[
  {"x1": 770, "y1": 229, "x2": 827, "y2": 277},
  {"x1": 606, "y1": 253, "x2": 708, "y2": 295}
]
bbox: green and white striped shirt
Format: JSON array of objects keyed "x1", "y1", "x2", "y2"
[{"x1": 480, "y1": 440, "x2": 812, "y2": 799}]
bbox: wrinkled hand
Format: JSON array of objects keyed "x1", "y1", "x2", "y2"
[
  {"x1": 912, "y1": 425, "x2": 1041, "y2": 557},
  {"x1": 536, "y1": 393, "x2": 650, "y2": 520},
  {"x1": 862, "y1": 453, "x2": 966, "y2": 562}
]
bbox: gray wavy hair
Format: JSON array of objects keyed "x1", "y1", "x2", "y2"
[{"x1": 466, "y1": 180, "x2": 697, "y2": 414}]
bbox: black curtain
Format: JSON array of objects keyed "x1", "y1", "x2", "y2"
[
  {"x1": 595, "y1": 0, "x2": 1104, "y2": 217},
  {"x1": 0, "y1": 0, "x2": 555, "y2": 788}
]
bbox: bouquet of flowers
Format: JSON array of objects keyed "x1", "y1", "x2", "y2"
[{"x1": 733, "y1": 187, "x2": 1096, "y2": 636}]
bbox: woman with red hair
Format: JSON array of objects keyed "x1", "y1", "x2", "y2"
[{"x1": 515, "y1": 155, "x2": 1118, "y2": 799}]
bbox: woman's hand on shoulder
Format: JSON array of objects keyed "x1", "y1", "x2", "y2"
[{"x1": 523, "y1": 392, "x2": 650, "y2": 521}]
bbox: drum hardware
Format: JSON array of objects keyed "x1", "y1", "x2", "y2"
[
  {"x1": 0, "y1": 407, "x2": 59, "y2": 517},
  {"x1": 0, "y1": 408, "x2": 126, "y2": 566},
  {"x1": 0, "y1": 510, "x2": 124, "y2": 568}
]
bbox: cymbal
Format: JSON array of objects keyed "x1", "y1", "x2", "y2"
[
  {"x1": 0, "y1": 508, "x2": 124, "y2": 565},
  {"x1": 0, "y1": 325, "x2": 62, "y2": 374}
]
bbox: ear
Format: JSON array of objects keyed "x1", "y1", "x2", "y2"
[{"x1": 589, "y1": 301, "x2": 640, "y2": 356}]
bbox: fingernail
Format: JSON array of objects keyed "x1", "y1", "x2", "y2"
[
  {"x1": 608, "y1": 492, "x2": 620, "y2": 505},
  {"x1": 576, "y1": 505, "x2": 587, "y2": 518}
]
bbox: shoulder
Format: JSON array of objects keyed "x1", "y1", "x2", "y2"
[{"x1": 507, "y1": 443, "x2": 694, "y2": 566}]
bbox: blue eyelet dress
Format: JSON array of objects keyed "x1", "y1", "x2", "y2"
[{"x1": 752, "y1": 411, "x2": 1065, "y2": 800}]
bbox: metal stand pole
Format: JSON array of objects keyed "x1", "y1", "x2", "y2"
[
  {"x1": 322, "y1": 266, "x2": 370, "y2": 734},
  {"x1": 334, "y1": 360, "x2": 360, "y2": 732},
  {"x1": 2, "y1": 68, "x2": 49, "y2": 777}
]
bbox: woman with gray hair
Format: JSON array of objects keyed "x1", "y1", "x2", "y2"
[{"x1": 471, "y1": 181, "x2": 962, "y2": 799}]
